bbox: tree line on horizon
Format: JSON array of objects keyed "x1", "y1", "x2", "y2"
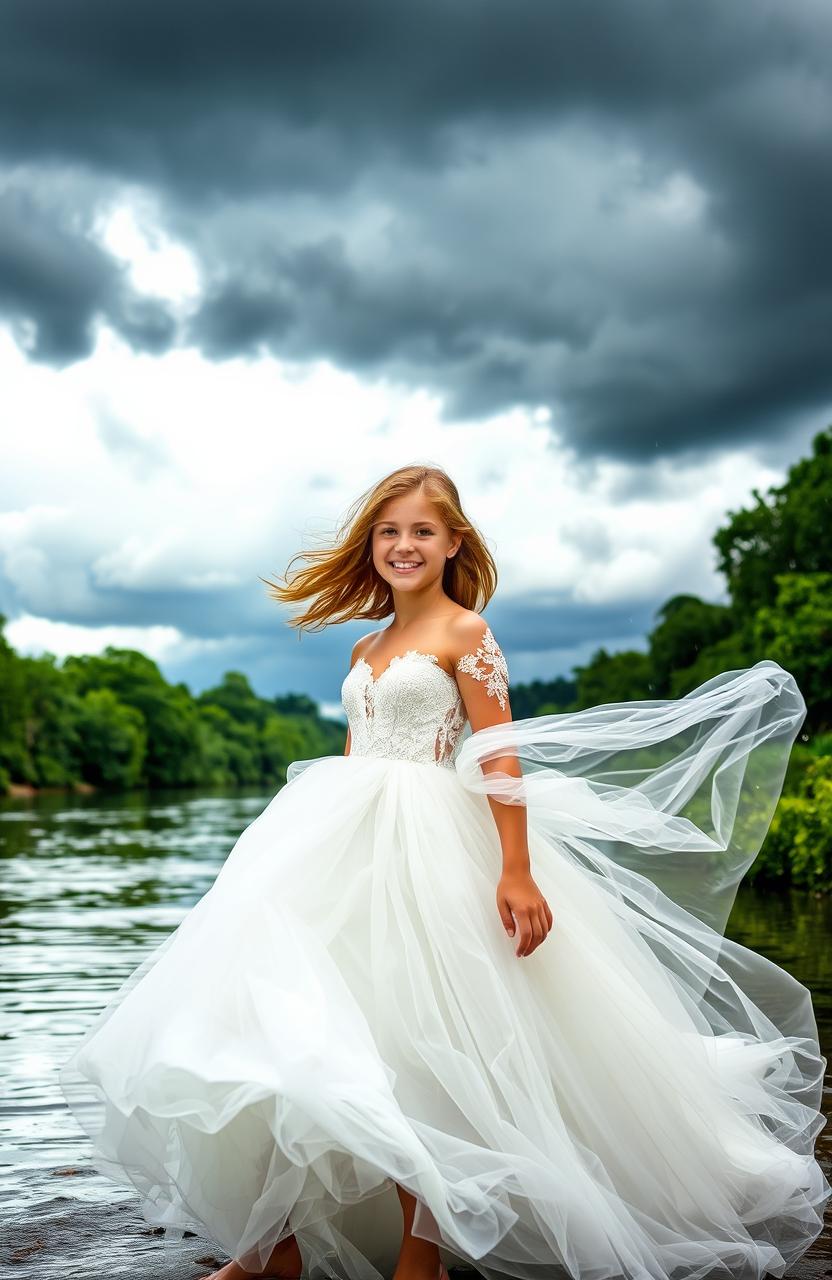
[
  {"x1": 0, "y1": 641, "x2": 346, "y2": 794},
  {"x1": 1, "y1": 428, "x2": 830, "y2": 887}
]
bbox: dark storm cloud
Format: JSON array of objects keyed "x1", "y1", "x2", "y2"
[
  {"x1": 0, "y1": 0, "x2": 830, "y2": 457},
  {"x1": 0, "y1": 181, "x2": 174, "y2": 361}
]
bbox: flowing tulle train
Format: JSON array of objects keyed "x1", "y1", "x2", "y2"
[{"x1": 59, "y1": 661, "x2": 830, "y2": 1280}]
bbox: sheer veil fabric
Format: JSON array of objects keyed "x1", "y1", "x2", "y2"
[{"x1": 59, "y1": 640, "x2": 830, "y2": 1280}]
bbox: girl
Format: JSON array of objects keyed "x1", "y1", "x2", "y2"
[{"x1": 60, "y1": 464, "x2": 830, "y2": 1280}]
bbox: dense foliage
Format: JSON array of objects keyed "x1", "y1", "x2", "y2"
[{"x1": 0, "y1": 634, "x2": 344, "y2": 794}]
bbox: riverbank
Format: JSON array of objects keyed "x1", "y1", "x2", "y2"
[
  {"x1": 4, "y1": 1163, "x2": 830, "y2": 1279},
  {"x1": 4, "y1": 780, "x2": 98, "y2": 798},
  {"x1": 4, "y1": 1164, "x2": 481, "y2": 1280}
]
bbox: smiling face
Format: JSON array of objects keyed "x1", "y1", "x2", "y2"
[{"x1": 370, "y1": 490, "x2": 461, "y2": 594}]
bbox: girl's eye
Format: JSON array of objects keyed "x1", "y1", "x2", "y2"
[{"x1": 380, "y1": 528, "x2": 433, "y2": 536}]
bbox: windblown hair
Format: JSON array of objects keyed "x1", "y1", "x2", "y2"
[{"x1": 262, "y1": 464, "x2": 498, "y2": 632}]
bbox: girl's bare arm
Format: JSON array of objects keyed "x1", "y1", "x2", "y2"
[{"x1": 450, "y1": 614, "x2": 553, "y2": 958}]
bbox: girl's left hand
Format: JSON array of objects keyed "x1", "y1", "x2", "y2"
[{"x1": 495, "y1": 872, "x2": 554, "y2": 958}]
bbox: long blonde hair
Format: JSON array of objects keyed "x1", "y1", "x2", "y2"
[{"x1": 263, "y1": 464, "x2": 498, "y2": 632}]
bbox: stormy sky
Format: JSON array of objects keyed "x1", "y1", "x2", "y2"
[{"x1": 1, "y1": 0, "x2": 830, "y2": 715}]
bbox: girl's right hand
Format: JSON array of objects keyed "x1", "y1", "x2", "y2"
[{"x1": 496, "y1": 872, "x2": 554, "y2": 958}]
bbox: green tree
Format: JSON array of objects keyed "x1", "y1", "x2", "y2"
[
  {"x1": 191, "y1": 702, "x2": 261, "y2": 786},
  {"x1": 198, "y1": 671, "x2": 268, "y2": 729},
  {"x1": 509, "y1": 676, "x2": 577, "y2": 719},
  {"x1": 714, "y1": 425, "x2": 832, "y2": 615},
  {"x1": 63, "y1": 648, "x2": 202, "y2": 787},
  {"x1": 193, "y1": 707, "x2": 237, "y2": 787},
  {"x1": 0, "y1": 613, "x2": 30, "y2": 781},
  {"x1": 754, "y1": 755, "x2": 832, "y2": 890},
  {"x1": 573, "y1": 648, "x2": 654, "y2": 710},
  {"x1": 272, "y1": 692, "x2": 321, "y2": 717},
  {"x1": 20, "y1": 653, "x2": 84, "y2": 787},
  {"x1": 75, "y1": 688, "x2": 146, "y2": 788},
  {"x1": 648, "y1": 595, "x2": 736, "y2": 695},
  {"x1": 752, "y1": 573, "x2": 832, "y2": 730},
  {"x1": 261, "y1": 713, "x2": 321, "y2": 784},
  {"x1": 667, "y1": 633, "x2": 753, "y2": 698}
]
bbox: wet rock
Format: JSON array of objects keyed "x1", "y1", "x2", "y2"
[{"x1": 4, "y1": 1193, "x2": 205, "y2": 1279}]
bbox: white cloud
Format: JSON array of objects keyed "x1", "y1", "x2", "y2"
[{"x1": 5, "y1": 613, "x2": 245, "y2": 665}]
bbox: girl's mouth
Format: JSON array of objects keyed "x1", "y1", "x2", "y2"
[{"x1": 389, "y1": 561, "x2": 423, "y2": 574}]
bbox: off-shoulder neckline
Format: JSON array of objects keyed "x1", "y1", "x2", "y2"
[{"x1": 352, "y1": 650, "x2": 458, "y2": 687}]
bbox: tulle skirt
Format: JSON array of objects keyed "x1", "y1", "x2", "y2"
[{"x1": 59, "y1": 662, "x2": 830, "y2": 1280}]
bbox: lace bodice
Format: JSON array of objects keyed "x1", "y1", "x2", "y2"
[
  {"x1": 341, "y1": 626, "x2": 509, "y2": 768},
  {"x1": 342, "y1": 651, "x2": 468, "y2": 767}
]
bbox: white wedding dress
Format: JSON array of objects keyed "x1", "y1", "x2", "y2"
[{"x1": 59, "y1": 625, "x2": 830, "y2": 1280}]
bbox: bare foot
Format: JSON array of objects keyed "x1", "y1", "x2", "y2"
[
  {"x1": 392, "y1": 1259, "x2": 449, "y2": 1280},
  {"x1": 199, "y1": 1233, "x2": 302, "y2": 1279}
]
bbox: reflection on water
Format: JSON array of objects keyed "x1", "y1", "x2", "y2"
[
  {"x1": 1, "y1": 787, "x2": 831, "y2": 1224},
  {"x1": 0, "y1": 787, "x2": 271, "y2": 1213}
]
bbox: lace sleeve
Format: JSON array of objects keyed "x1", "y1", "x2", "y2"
[{"x1": 455, "y1": 623, "x2": 509, "y2": 711}]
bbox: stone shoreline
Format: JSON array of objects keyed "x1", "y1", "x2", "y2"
[{"x1": 3, "y1": 1164, "x2": 830, "y2": 1280}]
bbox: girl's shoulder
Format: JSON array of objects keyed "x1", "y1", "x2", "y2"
[
  {"x1": 349, "y1": 628, "x2": 382, "y2": 666},
  {"x1": 446, "y1": 608, "x2": 497, "y2": 658},
  {"x1": 447, "y1": 610, "x2": 510, "y2": 711}
]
